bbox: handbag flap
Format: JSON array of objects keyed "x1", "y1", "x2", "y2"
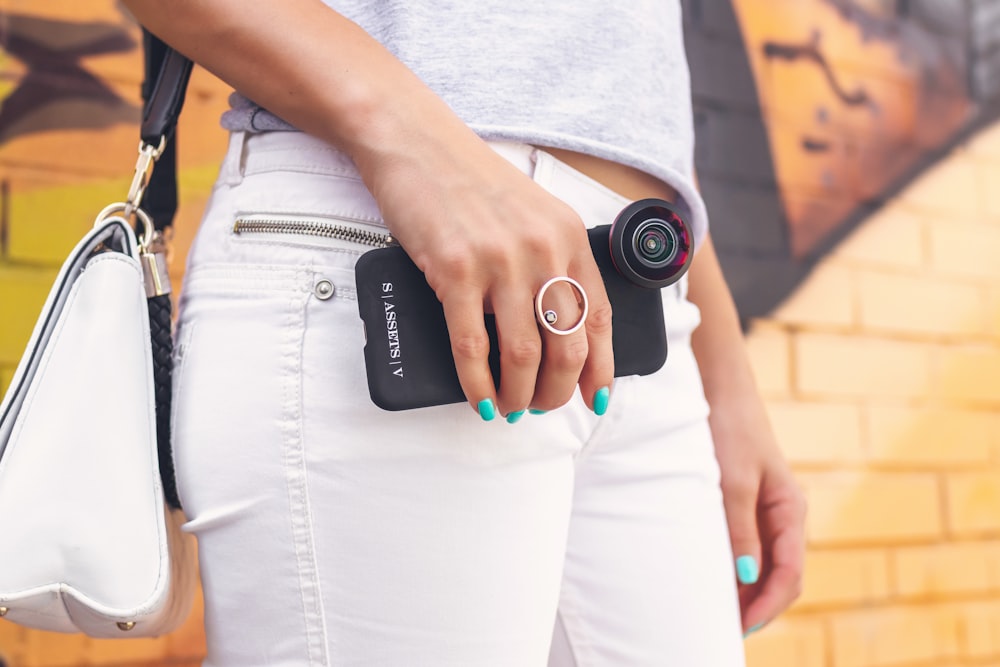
[{"x1": 0, "y1": 219, "x2": 139, "y2": 452}]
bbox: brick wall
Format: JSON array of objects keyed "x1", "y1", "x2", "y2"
[{"x1": 742, "y1": 122, "x2": 1000, "y2": 667}]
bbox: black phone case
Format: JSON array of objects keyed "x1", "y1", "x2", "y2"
[{"x1": 355, "y1": 225, "x2": 667, "y2": 411}]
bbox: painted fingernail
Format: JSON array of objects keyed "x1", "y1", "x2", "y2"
[
  {"x1": 478, "y1": 399, "x2": 496, "y2": 422},
  {"x1": 743, "y1": 623, "x2": 764, "y2": 639},
  {"x1": 528, "y1": 409, "x2": 547, "y2": 415},
  {"x1": 736, "y1": 555, "x2": 759, "y2": 585},
  {"x1": 592, "y1": 387, "x2": 610, "y2": 416},
  {"x1": 506, "y1": 410, "x2": 526, "y2": 424}
]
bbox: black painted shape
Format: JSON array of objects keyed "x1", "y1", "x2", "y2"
[
  {"x1": 802, "y1": 137, "x2": 832, "y2": 152},
  {"x1": 969, "y1": 0, "x2": 1000, "y2": 102},
  {"x1": 763, "y1": 37, "x2": 873, "y2": 107},
  {"x1": 682, "y1": 0, "x2": 792, "y2": 324},
  {"x1": 0, "y1": 13, "x2": 138, "y2": 144}
]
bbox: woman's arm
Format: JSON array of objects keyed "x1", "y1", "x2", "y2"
[
  {"x1": 687, "y1": 235, "x2": 806, "y2": 634},
  {"x1": 123, "y1": 0, "x2": 615, "y2": 418}
]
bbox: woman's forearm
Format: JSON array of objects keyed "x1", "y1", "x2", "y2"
[
  {"x1": 122, "y1": 0, "x2": 478, "y2": 170},
  {"x1": 687, "y1": 236, "x2": 761, "y2": 410},
  {"x1": 124, "y1": 0, "x2": 618, "y2": 416}
]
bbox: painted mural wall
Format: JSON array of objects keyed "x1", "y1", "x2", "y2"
[
  {"x1": 0, "y1": 2, "x2": 224, "y2": 665},
  {"x1": 683, "y1": 1, "x2": 1000, "y2": 665},
  {"x1": 0, "y1": 1, "x2": 998, "y2": 666},
  {"x1": 686, "y1": 0, "x2": 1000, "y2": 319}
]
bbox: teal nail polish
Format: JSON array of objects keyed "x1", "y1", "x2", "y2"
[
  {"x1": 736, "y1": 555, "x2": 759, "y2": 585},
  {"x1": 592, "y1": 387, "x2": 610, "y2": 416},
  {"x1": 528, "y1": 409, "x2": 547, "y2": 415},
  {"x1": 478, "y1": 399, "x2": 496, "y2": 422},
  {"x1": 506, "y1": 410, "x2": 526, "y2": 424},
  {"x1": 743, "y1": 623, "x2": 764, "y2": 639}
]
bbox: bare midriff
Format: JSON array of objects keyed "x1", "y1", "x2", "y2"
[{"x1": 544, "y1": 147, "x2": 679, "y2": 204}]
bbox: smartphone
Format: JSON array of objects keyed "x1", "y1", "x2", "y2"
[{"x1": 354, "y1": 199, "x2": 692, "y2": 411}]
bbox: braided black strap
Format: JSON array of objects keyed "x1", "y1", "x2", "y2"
[
  {"x1": 141, "y1": 30, "x2": 191, "y2": 511},
  {"x1": 148, "y1": 293, "x2": 180, "y2": 510}
]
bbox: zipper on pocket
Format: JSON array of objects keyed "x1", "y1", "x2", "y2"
[{"x1": 233, "y1": 214, "x2": 396, "y2": 249}]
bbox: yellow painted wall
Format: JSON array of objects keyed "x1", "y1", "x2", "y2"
[{"x1": 743, "y1": 122, "x2": 1000, "y2": 666}]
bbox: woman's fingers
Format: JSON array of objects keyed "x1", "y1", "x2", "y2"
[
  {"x1": 444, "y1": 265, "x2": 612, "y2": 417},
  {"x1": 441, "y1": 292, "x2": 498, "y2": 420},
  {"x1": 743, "y1": 525, "x2": 804, "y2": 635},
  {"x1": 400, "y1": 161, "x2": 615, "y2": 418},
  {"x1": 491, "y1": 287, "x2": 543, "y2": 416},
  {"x1": 571, "y1": 258, "x2": 615, "y2": 414},
  {"x1": 742, "y1": 470, "x2": 807, "y2": 634},
  {"x1": 531, "y1": 278, "x2": 591, "y2": 410},
  {"x1": 721, "y1": 470, "x2": 764, "y2": 633}
]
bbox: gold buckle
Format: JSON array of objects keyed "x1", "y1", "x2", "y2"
[{"x1": 124, "y1": 137, "x2": 166, "y2": 217}]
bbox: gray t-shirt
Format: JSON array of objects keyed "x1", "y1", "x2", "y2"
[{"x1": 222, "y1": 1, "x2": 707, "y2": 245}]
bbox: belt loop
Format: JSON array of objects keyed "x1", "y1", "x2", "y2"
[
  {"x1": 220, "y1": 131, "x2": 248, "y2": 186},
  {"x1": 531, "y1": 148, "x2": 556, "y2": 189}
]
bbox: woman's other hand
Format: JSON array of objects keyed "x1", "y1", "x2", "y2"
[
  {"x1": 687, "y1": 235, "x2": 806, "y2": 634},
  {"x1": 711, "y1": 395, "x2": 806, "y2": 634}
]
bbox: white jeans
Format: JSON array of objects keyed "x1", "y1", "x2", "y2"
[{"x1": 173, "y1": 131, "x2": 745, "y2": 666}]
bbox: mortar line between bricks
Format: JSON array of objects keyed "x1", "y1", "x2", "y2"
[
  {"x1": 778, "y1": 322, "x2": 1000, "y2": 346},
  {"x1": 793, "y1": 393, "x2": 1000, "y2": 411},
  {"x1": 788, "y1": 593, "x2": 1000, "y2": 615},
  {"x1": 809, "y1": 535, "x2": 1000, "y2": 550},
  {"x1": 834, "y1": 262, "x2": 1000, "y2": 289},
  {"x1": 792, "y1": 462, "x2": 997, "y2": 473}
]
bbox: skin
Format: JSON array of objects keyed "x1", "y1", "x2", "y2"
[
  {"x1": 123, "y1": 0, "x2": 805, "y2": 634},
  {"x1": 687, "y1": 237, "x2": 806, "y2": 632}
]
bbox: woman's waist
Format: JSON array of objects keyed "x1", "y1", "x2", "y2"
[
  {"x1": 187, "y1": 131, "x2": 676, "y2": 284},
  {"x1": 214, "y1": 131, "x2": 658, "y2": 233},
  {"x1": 542, "y1": 147, "x2": 679, "y2": 204}
]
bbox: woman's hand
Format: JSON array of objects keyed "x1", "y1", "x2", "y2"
[
  {"x1": 710, "y1": 398, "x2": 806, "y2": 634},
  {"x1": 353, "y1": 121, "x2": 615, "y2": 418},
  {"x1": 687, "y1": 235, "x2": 806, "y2": 634},
  {"x1": 122, "y1": 0, "x2": 615, "y2": 418}
]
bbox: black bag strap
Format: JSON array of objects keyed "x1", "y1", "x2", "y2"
[
  {"x1": 140, "y1": 31, "x2": 193, "y2": 231},
  {"x1": 138, "y1": 31, "x2": 193, "y2": 511}
]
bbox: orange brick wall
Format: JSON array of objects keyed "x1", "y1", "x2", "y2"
[{"x1": 743, "y1": 124, "x2": 1000, "y2": 666}]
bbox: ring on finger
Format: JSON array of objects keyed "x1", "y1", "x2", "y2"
[{"x1": 535, "y1": 276, "x2": 589, "y2": 336}]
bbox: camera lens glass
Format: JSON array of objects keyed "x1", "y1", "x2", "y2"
[
  {"x1": 634, "y1": 219, "x2": 678, "y2": 267},
  {"x1": 609, "y1": 199, "x2": 693, "y2": 289}
]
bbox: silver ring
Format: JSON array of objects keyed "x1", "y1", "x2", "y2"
[{"x1": 535, "y1": 276, "x2": 589, "y2": 336}]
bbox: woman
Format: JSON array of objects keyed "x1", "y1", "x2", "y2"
[{"x1": 124, "y1": 1, "x2": 806, "y2": 664}]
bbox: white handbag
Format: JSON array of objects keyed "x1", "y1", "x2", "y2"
[
  {"x1": 0, "y1": 215, "x2": 196, "y2": 637},
  {"x1": 0, "y1": 36, "x2": 197, "y2": 638}
]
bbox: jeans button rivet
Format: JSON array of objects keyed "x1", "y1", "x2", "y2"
[{"x1": 314, "y1": 279, "x2": 335, "y2": 300}]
